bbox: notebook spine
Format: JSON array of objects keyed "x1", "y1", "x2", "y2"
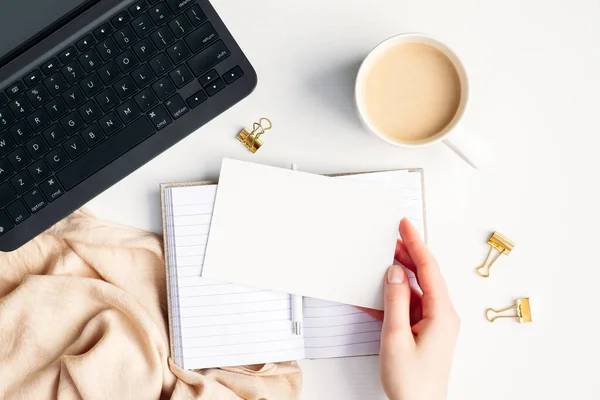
[{"x1": 165, "y1": 188, "x2": 185, "y2": 368}]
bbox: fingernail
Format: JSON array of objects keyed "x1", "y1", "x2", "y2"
[{"x1": 387, "y1": 265, "x2": 405, "y2": 284}]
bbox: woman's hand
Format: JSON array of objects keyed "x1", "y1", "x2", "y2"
[{"x1": 365, "y1": 218, "x2": 460, "y2": 400}]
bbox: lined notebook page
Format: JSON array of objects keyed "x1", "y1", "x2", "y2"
[
  {"x1": 304, "y1": 170, "x2": 425, "y2": 359},
  {"x1": 164, "y1": 184, "x2": 305, "y2": 370}
]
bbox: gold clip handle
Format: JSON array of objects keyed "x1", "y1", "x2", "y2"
[
  {"x1": 248, "y1": 118, "x2": 272, "y2": 148},
  {"x1": 475, "y1": 247, "x2": 503, "y2": 278},
  {"x1": 485, "y1": 304, "x2": 517, "y2": 322}
]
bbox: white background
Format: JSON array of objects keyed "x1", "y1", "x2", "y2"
[{"x1": 88, "y1": 0, "x2": 600, "y2": 398}]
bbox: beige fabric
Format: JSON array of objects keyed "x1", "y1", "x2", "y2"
[{"x1": 0, "y1": 209, "x2": 301, "y2": 400}]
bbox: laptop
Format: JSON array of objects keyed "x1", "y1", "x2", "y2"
[{"x1": 0, "y1": 0, "x2": 257, "y2": 252}]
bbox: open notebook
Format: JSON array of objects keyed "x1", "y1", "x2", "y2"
[{"x1": 161, "y1": 169, "x2": 426, "y2": 370}]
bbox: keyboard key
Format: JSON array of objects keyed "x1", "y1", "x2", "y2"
[
  {"x1": 42, "y1": 125, "x2": 66, "y2": 148},
  {"x1": 62, "y1": 86, "x2": 86, "y2": 108},
  {"x1": 7, "y1": 147, "x2": 30, "y2": 170},
  {"x1": 131, "y1": 14, "x2": 154, "y2": 37},
  {"x1": 130, "y1": 0, "x2": 148, "y2": 16},
  {"x1": 132, "y1": 38, "x2": 157, "y2": 61},
  {"x1": 61, "y1": 60, "x2": 85, "y2": 84},
  {"x1": 23, "y1": 188, "x2": 47, "y2": 214},
  {"x1": 134, "y1": 89, "x2": 158, "y2": 111},
  {"x1": 166, "y1": 0, "x2": 194, "y2": 13},
  {"x1": 168, "y1": 15, "x2": 192, "y2": 38},
  {"x1": 114, "y1": 26, "x2": 137, "y2": 49},
  {"x1": 23, "y1": 70, "x2": 43, "y2": 87},
  {"x1": 187, "y1": 40, "x2": 230, "y2": 76},
  {"x1": 0, "y1": 182, "x2": 17, "y2": 208},
  {"x1": 184, "y1": 22, "x2": 218, "y2": 53},
  {"x1": 0, "y1": 133, "x2": 14, "y2": 157},
  {"x1": 111, "y1": 11, "x2": 131, "y2": 28},
  {"x1": 24, "y1": 135, "x2": 48, "y2": 159},
  {"x1": 63, "y1": 136, "x2": 87, "y2": 159},
  {"x1": 6, "y1": 199, "x2": 30, "y2": 225},
  {"x1": 0, "y1": 209, "x2": 14, "y2": 235},
  {"x1": 186, "y1": 90, "x2": 207, "y2": 108},
  {"x1": 98, "y1": 112, "x2": 123, "y2": 135},
  {"x1": 97, "y1": 61, "x2": 120, "y2": 85},
  {"x1": 26, "y1": 109, "x2": 51, "y2": 132},
  {"x1": 116, "y1": 101, "x2": 140, "y2": 124},
  {"x1": 199, "y1": 69, "x2": 219, "y2": 87},
  {"x1": 151, "y1": 77, "x2": 175, "y2": 99},
  {"x1": 95, "y1": 88, "x2": 120, "y2": 112},
  {"x1": 186, "y1": 5, "x2": 207, "y2": 26},
  {"x1": 0, "y1": 158, "x2": 13, "y2": 180},
  {"x1": 94, "y1": 22, "x2": 113, "y2": 39},
  {"x1": 58, "y1": 47, "x2": 78, "y2": 63},
  {"x1": 26, "y1": 85, "x2": 49, "y2": 107},
  {"x1": 78, "y1": 100, "x2": 102, "y2": 124},
  {"x1": 57, "y1": 117, "x2": 155, "y2": 191},
  {"x1": 79, "y1": 49, "x2": 102, "y2": 72},
  {"x1": 96, "y1": 37, "x2": 119, "y2": 61},
  {"x1": 8, "y1": 95, "x2": 32, "y2": 119},
  {"x1": 205, "y1": 78, "x2": 226, "y2": 96},
  {"x1": 149, "y1": 2, "x2": 172, "y2": 24},
  {"x1": 79, "y1": 73, "x2": 103, "y2": 97},
  {"x1": 44, "y1": 98, "x2": 69, "y2": 120},
  {"x1": 131, "y1": 64, "x2": 155, "y2": 88},
  {"x1": 0, "y1": 93, "x2": 7, "y2": 106},
  {"x1": 10, "y1": 171, "x2": 34, "y2": 194},
  {"x1": 76, "y1": 34, "x2": 95, "y2": 51},
  {"x1": 0, "y1": 107, "x2": 14, "y2": 130},
  {"x1": 45, "y1": 147, "x2": 69, "y2": 171},
  {"x1": 43, "y1": 73, "x2": 67, "y2": 96},
  {"x1": 148, "y1": 105, "x2": 171, "y2": 130},
  {"x1": 27, "y1": 159, "x2": 52, "y2": 182},
  {"x1": 39, "y1": 177, "x2": 64, "y2": 202},
  {"x1": 150, "y1": 26, "x2": 175, "y2": 49},
  {"x1": 148, "y1": 53, "x2": 173, "y2": 75},
  {"x1": 60, "y1": 112, "x2": 85, "y2": 136},
  {"x1": 41, "y1": 58, "x2": 60, "y2": 75},
  {"x1": 80, "y1": 124, "x2": 104, "y2": 148},
  {"x1": 164, "y1": 94, "x2": 188, "y2": 119},
  {"x1": 9, "y1": 122, "x2": 32, "y2": 144},
  {"x1": 6, "y1": 81, "x2": 26, "y2": 98},
  {"x1": 113, "y1": 76, "x2": 137, "y2": 100},
  {"x1": 115, "y1": 50, "x2": 139, "y2": 73},
  {"x1": 169, "y1": 64, "x2": 193, "y2": 88},
  {"x1": 166, "y1": 41, "x2": 190, "y2": 64}
]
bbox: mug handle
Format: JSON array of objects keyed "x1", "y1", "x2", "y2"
[{"x1": 442, "y1": 131, "x2": 488, "y2": 170}]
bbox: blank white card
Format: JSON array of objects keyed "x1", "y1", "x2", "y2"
[{"x1": 202, "y1": 159, "x2": 408, "y2": 310}]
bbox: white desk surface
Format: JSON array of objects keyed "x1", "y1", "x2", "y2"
[{"x1": 88, "y1": 0, "x2": 600, "y2": 398}]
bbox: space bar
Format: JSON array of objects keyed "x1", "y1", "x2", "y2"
[{"x1": 57, "y1": 117, "x2": 155, "y2": 191}]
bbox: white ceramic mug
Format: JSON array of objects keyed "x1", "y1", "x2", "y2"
[{"x1": 355, "y1": 33, "x2": 484, "y2": 169}]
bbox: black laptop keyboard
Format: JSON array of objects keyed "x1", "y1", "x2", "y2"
[{"x1": 0, "y1": 0, "x2": 245, "y2": 240}]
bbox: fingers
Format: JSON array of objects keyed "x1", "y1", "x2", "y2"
[
  {"x1": 399, "y1": 218, "x2": 448, "y2": 298},
  {"x1": 381, "y1": 265, "x2": 414, "y2": 346},
  {"x1": 394, "y1": 240, "x2": 416, "y2": 274}
]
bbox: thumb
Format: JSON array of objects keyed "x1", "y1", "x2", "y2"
[{"x1": 382, "y1": 265, "x2": 414, "y2": 343}]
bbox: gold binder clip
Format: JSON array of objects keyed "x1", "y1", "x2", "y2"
[
  {"x1": 486, "y1": 298, "x2": 532, "y2": 323},
  {"x1": 476, "y1": 231, "x2": 515, "y2": 278},
  {"x1": 237, "y1": 118, "x2": 272, "y2": 153}
]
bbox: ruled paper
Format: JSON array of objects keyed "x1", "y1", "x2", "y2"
[
  {"x1": 303, "y1": 297, "x2": 383, "y2": 358},
  {"x1": 304, "y1": 170, "x2": 425, "y2": 359},
  {"x1": 164, "y1": 169, "x2": 425, "y2": 366},
  {"x1": 164, "y1": 184, "x2": 304, "y2": 370}
]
